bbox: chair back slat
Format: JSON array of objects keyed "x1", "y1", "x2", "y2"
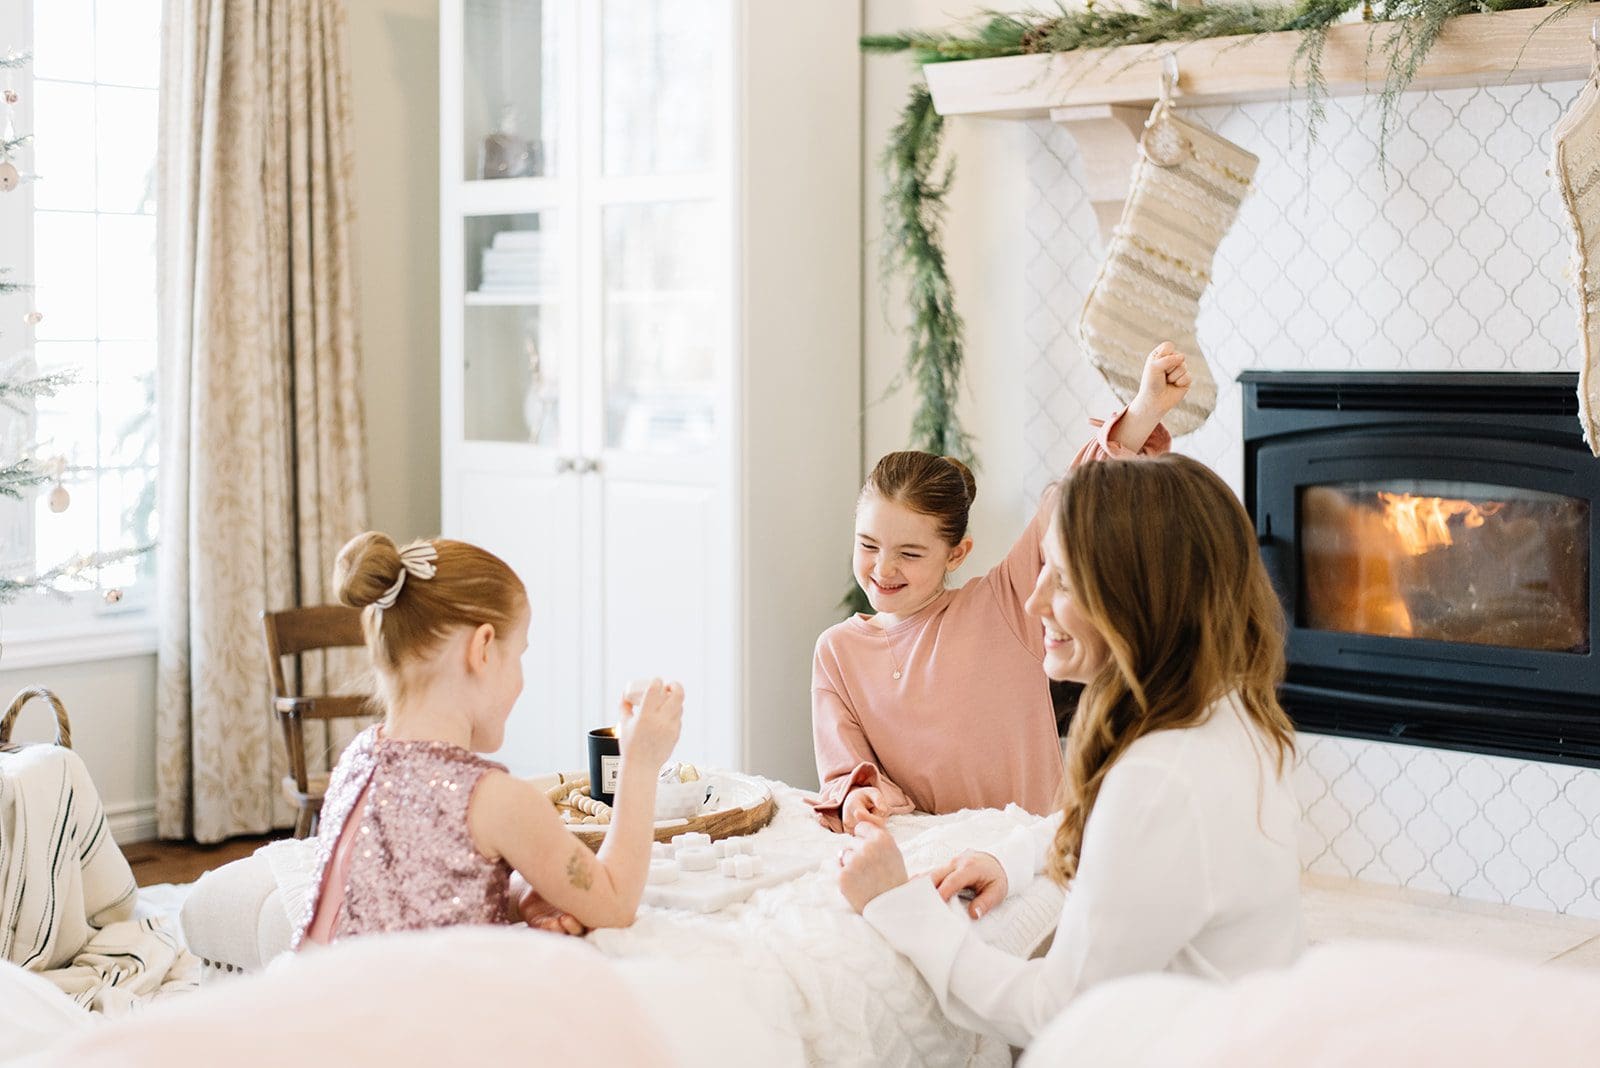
[
  {"x1": 278, "y1": 695, "x2": 374, "y2": 722},
  {"x1": 260, "y1": 604, "x2": 372, "y2": 838},
  {"x1": 264, "y1": 605, "x2": 366, "y2": 658}
]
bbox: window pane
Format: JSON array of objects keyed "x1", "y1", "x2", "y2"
[
  {"x1": 32, "y1": 81, "x2": 97, "y2": 211},
  {"x1": 96, "y1": 86, "x2": 158, "y2": 213},
  {"x1": 97, "y1": 361, "x2": 156, "y2": 469},
  {"x1": 97, "y1": 214, "x2": 156, "y2": 339},
  {"x1": 32, "y1": 0, "x2": 94, "y2": 82},
  {"x1": 95, "y1": 0, "x2": 161, "y2": 88},
  {"x1": 33, "y1": 212, "x2": 98, "y2": 340}
]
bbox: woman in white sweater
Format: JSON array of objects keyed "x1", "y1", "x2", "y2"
[{"x1": 838, "y1": 453, "x2": 1304, "y2": 1048}]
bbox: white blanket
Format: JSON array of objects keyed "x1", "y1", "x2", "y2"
[
  {"x1": 0, "y1": 743, "x2": 197, "y2": 1012},
  {"x1": 583, "y1": 783, "x2": 1063, "y2": 1067},
  {"x1": 253, "y1": 781, "x2": 1063, "y2": 1066}
]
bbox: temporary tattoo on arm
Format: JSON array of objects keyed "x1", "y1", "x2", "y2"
[{"x1": 566, "y1": 848, "x2": 593, "y2": 891}]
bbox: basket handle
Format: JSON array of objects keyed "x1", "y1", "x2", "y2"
[{"x1": 1, "y1": 687, "x2": 73, "y2": 749}]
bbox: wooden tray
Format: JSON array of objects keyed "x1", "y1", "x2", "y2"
[{"x1": 534, "y1": 770, "x2": 777, "y2": 852}]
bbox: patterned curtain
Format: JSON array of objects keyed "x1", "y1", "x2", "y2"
[{"x1": 155, "y1": 0, "x2": 369, "y2": 842}]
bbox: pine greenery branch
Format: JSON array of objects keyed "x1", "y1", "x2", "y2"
[
  {"x1": 0, "y1": 459, "x2": 48, "y2": 500},
  {"x1": 2, "y1": 133, "x2": 30, "y2": 157},
  {"x1": 0, "y1": 545, "x2": 152, "y2": 606},
  {"x1": 881, "y1": 82, "x2": 975, "y2": 465},
  {"x1": 0, "y1": 368, "x2": 74, "y2": 411},
  {"x1": 0, "y1": 50, "x2": 29, "y2": 70},
  {"x1": 0, "y1": 267, "x2": 29, "y2": 296}
]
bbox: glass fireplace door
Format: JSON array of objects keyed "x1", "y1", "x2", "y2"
[{"x1": 1298, "y1": 480, "x2": 1589, "y2": 653}]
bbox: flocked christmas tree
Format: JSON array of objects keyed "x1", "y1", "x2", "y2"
[{"x1": 0, "y1": 49, "x2": 143, "y2": 607}]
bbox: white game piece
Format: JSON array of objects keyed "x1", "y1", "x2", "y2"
[
  {"x1": 671, "y1": 832, "x2": 711, "y2": 854},
  {"x1": 747, "y1": 854, "x2": 764, "y2": 876},
  {"x1": 720, "y1": 857, "x2": 738, "y2": 878},
  {"x1": 652, "y1": 842, "x2": 673, "y2": 860},
  {"x1": 725, "y1": 837, "x2": 747, "y2": 855},
  {"x1": 648, "y1": 860, "x2": 679, "y2": 884},
  {"x1": 734, "y1": 855, "x2": 754, "y2": 880},
  {"x1": 677, "y1": 846, "x2": 716, "y2": 872}
]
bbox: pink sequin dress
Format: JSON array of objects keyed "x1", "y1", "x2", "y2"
[{"x1": 292, "y1": 725, "x2": 512, "y2": 948}]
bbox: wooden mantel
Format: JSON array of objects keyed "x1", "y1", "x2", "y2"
[
  {"x1": 924, "y1": 6, "x2": 1598, "y2": 118},
  {"x1": 925, "y1": 6, "x2": 1600, "y2": 240}
]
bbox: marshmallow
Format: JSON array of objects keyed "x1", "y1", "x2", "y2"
[
  {"x1": 720, "y1": 857, "x2": 739, "y2": 878},
  {"x1": 734, "y1": 855, "x2": 754, "y2": 880},
  {"x1": 671, "y1": 833, "x2": 711, "y2": 854},
  {"x1": 676, "y1": 846, "x2": 716, "y2": 872},
  {"x1": 648, "y1": 860, "x2": 679, "y2": 884},
  {"x1": 748, "y1": 854, "x2": 764, "y2": 876}
]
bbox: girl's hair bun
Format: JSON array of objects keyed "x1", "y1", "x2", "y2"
[
  {"x1": 334, "y1": 531, "x2": 402, "y2": 609},
  {"x1": 941, "y1": 456, "x2": 977, "y2": 507}
]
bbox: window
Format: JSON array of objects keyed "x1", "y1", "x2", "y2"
[{"x1": 0, "y1": 0, "x2": 161, "y2": 644}]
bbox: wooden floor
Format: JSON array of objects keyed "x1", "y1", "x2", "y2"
[{"x1": 124, "y1": 834, "x2": 286, "y2": 887}]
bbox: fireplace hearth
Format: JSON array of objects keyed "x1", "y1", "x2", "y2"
[{"x1": 1242, "y1": 371, "x2": 1600, "y2": 766}]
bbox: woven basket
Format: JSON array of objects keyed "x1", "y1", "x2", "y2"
[{"x1": 0, "y1": 686, "x2": 73, "y2": 750}]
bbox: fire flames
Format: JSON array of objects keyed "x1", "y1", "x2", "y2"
[{"x1": 1376, "y1": 491, "x2": 1505, "y2": 557}]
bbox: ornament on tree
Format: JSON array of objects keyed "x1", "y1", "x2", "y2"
[
  {"x1": 47, "y1": 482, "x2": 69, "y2": 513},
  {"x1": 103, "y1": 588, "x2": 123, "y2": 606},
  {"x1": 0, "y1": 161, "x2": 17, "y2": 193},
  {"x1": 2, "y1": 90, "x2": 14, "y2": 105},
  {"x1": 1078, "y1": 58, "x2": 1258, "y2": 436},
  {"x1": 1553, "y1": 60, "x2": 1600, "y2": 455},
  {"x1": 22, "y1": 310, "x2": 40, "y2": 325}
]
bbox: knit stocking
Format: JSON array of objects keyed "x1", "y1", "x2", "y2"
[
  {"x1": 1078, "y1": 102, "x2": 1258, "y2": 436},
  {"x1": 1554, "y1": 75, "x2": 1600, "y2": 455}
]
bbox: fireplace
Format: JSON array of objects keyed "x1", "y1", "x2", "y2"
[{"x1": 1242, "y1": 371, "x2": 1600, "y2": 766}]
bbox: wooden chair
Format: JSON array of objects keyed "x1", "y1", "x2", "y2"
[{"x1": 261, "y1": 605, "x2": 371, "y2": 838}]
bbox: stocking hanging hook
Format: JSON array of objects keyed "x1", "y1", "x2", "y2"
[{"x1": 1160, "y1": 51, "x2": 1180, "y2": 104}]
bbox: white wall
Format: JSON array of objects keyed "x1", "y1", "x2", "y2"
[
  {"x1": 739, "y1": 2, "x2": 864, "y2": 789},
  {"x1": 862, "y1": 2, "x2": 1031, "y2": 577},
  {"x1": 0, "y1": 0, "x2": 441, "y2": 843}
]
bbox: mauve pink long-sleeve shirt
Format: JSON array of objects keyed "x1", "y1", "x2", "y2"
[{"x1": 810, "y1": 411, "x2": 1171, "y2": 830}]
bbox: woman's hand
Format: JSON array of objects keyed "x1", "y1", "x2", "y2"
[
  {"x1": 509, "y1": 872, "x2": 587, "y2": 936},
  {"x1": 1130, "y1": 342, "x2": 1192, "y2": 422},
  {"x1": 838, "y1": 822, "x2": 910, "y2": 914},
  {"x1": 841, "y1": 786, "x2": 888, "y2": 833},
  {"x1": 923, "y1": 850, "x2": 1008, "y2": 920},
  {"x1": 617, "y1": 678, "x2": 684, "y2": 771}
]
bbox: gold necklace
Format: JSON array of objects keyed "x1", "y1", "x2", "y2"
[{"x1": 882, "y1": 629, "x2": 903, "y2": 681}]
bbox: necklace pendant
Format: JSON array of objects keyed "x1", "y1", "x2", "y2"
[{"x1": 892, "y1": 670, "x2": 902, "y2": 680}]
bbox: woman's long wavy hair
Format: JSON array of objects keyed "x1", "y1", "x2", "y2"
[{"x1": 1046, "y1": 454, "x2": 1295, "y2": 885}]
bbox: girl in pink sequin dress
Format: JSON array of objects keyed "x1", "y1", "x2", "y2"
[{"x1": 294, "y1": 532, "x2": 684, "y2": 948}]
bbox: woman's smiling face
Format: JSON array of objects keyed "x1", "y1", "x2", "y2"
[
  {"x1": 1024, "y1": 513, "x2": 1110, "y2": 682},
  {"x1": 854, "y1": 494, "x2": 965, "y2": 620}
]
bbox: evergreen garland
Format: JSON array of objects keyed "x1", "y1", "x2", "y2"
[{"x1": 864, "y1": 0, "x2": 1587, "y2": 463}]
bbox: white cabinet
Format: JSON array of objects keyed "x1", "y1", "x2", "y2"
[{"x1": 441, "y1": 0, "x2": 860, "y2": 785}]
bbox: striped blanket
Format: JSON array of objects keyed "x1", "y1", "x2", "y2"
[{"x1": 1, "y1": 742, "x2": 196, "y2": 1013}]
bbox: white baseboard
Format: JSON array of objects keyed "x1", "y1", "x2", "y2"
[{"x1": 106, "y1": 799, "x2": 159, "y2": 845}]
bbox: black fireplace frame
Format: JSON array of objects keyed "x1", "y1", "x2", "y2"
[{"x1": 1241, "y1": 370, "x2": 1600, "y2": 768}]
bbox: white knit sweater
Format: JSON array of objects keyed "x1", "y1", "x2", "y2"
[{"x1": 862, "y1": 693, "x2": 1304, "y2": 1048}]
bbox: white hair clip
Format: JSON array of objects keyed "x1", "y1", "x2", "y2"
[{"x1": 373, "y1": 541, "x2": 439, "y2": 610}]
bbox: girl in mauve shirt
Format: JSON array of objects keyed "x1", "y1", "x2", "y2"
[{"x1": 810, "y1": 343, "x2": 1191, "y2": 833}]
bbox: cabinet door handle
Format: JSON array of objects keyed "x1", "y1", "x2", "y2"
[
  {"x1": 555, "y1": 456, "x2": 576, "y2": 473},
  {"x1": 577, "y1": 457, "x2": 602, "y2": 475}
]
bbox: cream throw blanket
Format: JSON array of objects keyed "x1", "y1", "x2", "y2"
[{"x1": 0, "y1": 743, "x2": 196, "y2": 1012}]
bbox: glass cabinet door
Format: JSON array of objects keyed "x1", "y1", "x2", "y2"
[
  {"x1": 597, "y1": 0, "x2": 722, "y2": 456},
  {"x1": 601, "y1": 202, "x2": 716, "y2": 454},
  {"x1": 462, "y1": 0, "x2": 560, "y2": 182},
  {"x1": 600, "y1": 0, "x2": 716, "y2": 177},
  {"x1": 463, "y1": 211, "x2": 564, "y2": 445}
]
